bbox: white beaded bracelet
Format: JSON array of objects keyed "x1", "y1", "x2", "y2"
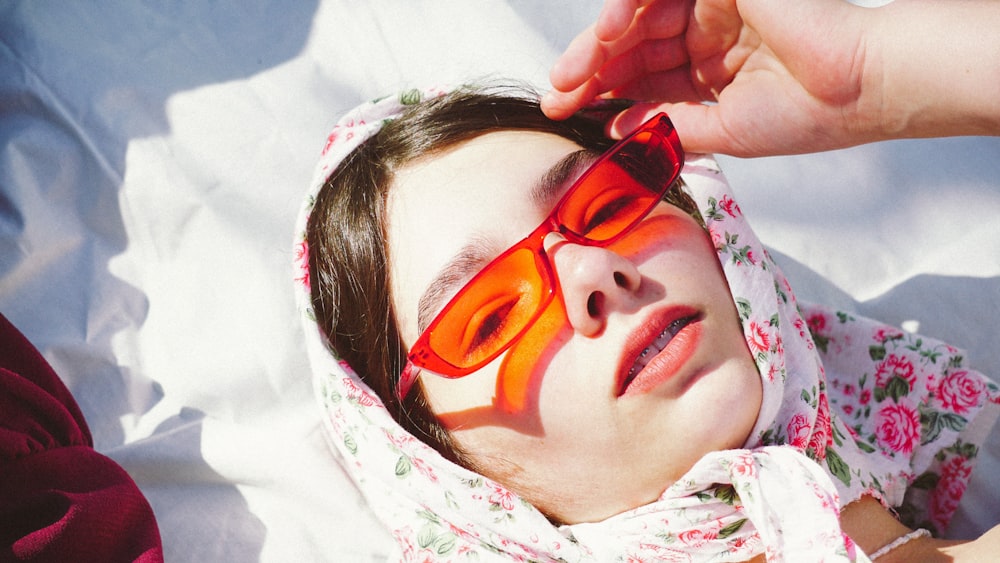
[{"x1": 869, "y1": 528, "x2": 931, "y2": 560}]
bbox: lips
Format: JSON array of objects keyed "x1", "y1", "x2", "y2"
[{"x1": 618, "y1": 308, "x2": 702, "y2": 396}]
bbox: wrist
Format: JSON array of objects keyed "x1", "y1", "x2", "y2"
[{"x1": 869, "y1": 0, "x2": 1000, "y2": 141}]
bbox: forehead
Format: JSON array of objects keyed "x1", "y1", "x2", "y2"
[{"x1": 385, "y1": 130, "x2": 583, "y2": 340}]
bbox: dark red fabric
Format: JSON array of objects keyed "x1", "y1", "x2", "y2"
[{"x1": 0, "y1": 314, "x2": 163, "y2": 562}]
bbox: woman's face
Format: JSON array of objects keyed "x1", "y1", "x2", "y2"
[{"x1": 386, "y1": 130, "x2": 762, "y2": 524}]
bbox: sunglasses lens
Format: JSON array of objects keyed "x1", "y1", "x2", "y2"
[
  {"x1": 557, "y1": 130, "x2": 677, "y2": 242},
  {"x1": 427, "y1": 246, "x2": 549, "y2": 370}
]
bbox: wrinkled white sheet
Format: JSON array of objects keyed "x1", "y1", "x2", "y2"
[{"x1": 1, "y1": 1, "x2": 998, "y2": 560}]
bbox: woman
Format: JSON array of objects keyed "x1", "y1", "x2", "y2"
[{"x1": 295, "y1": 85, "x2": 998, "y2": 561}]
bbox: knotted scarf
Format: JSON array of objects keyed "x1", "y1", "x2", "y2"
[{"x1": 293, "y1": 87, "x2": 999, "y2": 562}]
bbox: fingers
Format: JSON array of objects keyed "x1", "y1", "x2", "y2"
[
  {"x1": 545, "y1": 0, "x2": 694, "y2": 120},
  {"x1": 551, "y1": 0, "x2": 689, "y2": 92},
  {"x1": 610, "y1": 64, "x2": 700, "y2": 105},
  {"x1": 610, "y1": 102, "x2": 735, "y2": 155},
  {"x1": 543, "y1": 36, "x2": 693, "y2": 121},
  {"x1": 549, "y1": 23, "x2": 617, "y2": 94},
  {"x1": 594, "y1": 0, "x2": 651, "y2": 42},
  {"x1": 541, "y1": 77, "x2": 610, "y2": 121}
]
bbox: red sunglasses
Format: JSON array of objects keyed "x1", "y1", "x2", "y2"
[{"x1": 398, "y1": 113, "x2": 684, "y2": 400}]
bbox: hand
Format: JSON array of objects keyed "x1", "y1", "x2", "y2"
[
  {"x1": 936, "y1": 524, "x2": 1000, "y2": 562},
  {"x1": 542, "y1": 0, "x2": 877, "y2": 157},
  {"x1": 544, "y1": 0, "x2": 1000, "y2": 157}
]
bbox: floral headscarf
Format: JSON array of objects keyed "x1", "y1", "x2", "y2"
[{"x1": 293, "y1": 87, "x2": 1000, "y2": 562}]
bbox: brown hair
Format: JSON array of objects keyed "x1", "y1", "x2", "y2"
[{"x1": 306, "y1": 84, "x2": 699, "y2": 468}]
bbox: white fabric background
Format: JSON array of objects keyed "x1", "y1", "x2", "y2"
[{"x1": 1, "y1": 1, "x2": 997, "y2": 560}]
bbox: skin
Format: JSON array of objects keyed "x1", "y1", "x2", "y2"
[
  {"x1": 385, "y1": 130, "x2": 762, "y2": 524},
  {"x1": 542, "y1": 0, "x2": 1000, "y2": 555},
  {"x1": 541, "y1": 0, "x2": 1000, "y2": 157}
]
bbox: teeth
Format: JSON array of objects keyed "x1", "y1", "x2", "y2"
[{"x1": 626, "y1": 317, "x2": 691, "y2": 379}]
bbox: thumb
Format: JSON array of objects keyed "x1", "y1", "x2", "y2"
[{"x1": 609, "y1": 103, "x2": 743, "y2": 156}]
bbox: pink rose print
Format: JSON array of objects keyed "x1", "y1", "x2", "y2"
[
  {"x1": 393, "y1": 527, "x2": 418, "y2": 560},
  {"x1": 747, "y1": 321, "x2": 771, "y2": 355},
  {"x1": 679, "y1": 527, "x2": 717, "y2": 548},
  {"x1": 772, "y1": 333, "x2": 784, "y2": 357},
  {"x1": 731, "y1": 452, "x2": 758, "y2": 478},
  {"x1": 806, "y1": 312, "x2": 827, "y2": 334},
  {"x1": 295, "y1": 238, "x2": 310, "y2": 290},
  {"x1": 488, "y1": 483, "x2": 517, "y2": 511},
  {"x1": 411, "y1": 456, "x2": 439, "y2": 483},
  {"x1": 807, "y1": 393, "x2": 833, "y2": 460},
  {"x1": 384, "y1": 428, "x2": 417, "y2": 450},
  {"x1": 874, "y1": 326, "x2": 904, "y2": 343},
  {"x1": 937, "y1": 370, "x2": 985, "y2": 414},
  {"x1": 709, "y1": 226, "x2": 724, "y2": 251},
  {"x1": 807, "y1": 479, "x2": 837, "y2": 512},
  {"x1": 931, "y1": 456, "x2": 973, "y2": 531},
  {"x1": 875, "y1": 403, "x2": 920, "y2": 454},
  {"x1": 787, "y1": 413, "x2": 812, "y2": 449},
  {"x1": 859, "y1": 388, "x2": 872, "y2": 405},
  {"x1": 842, "y1": 533, "x2": 858, "y2": 560},
  {"x1": 794, "y1": 317, "x2": 809, "y2": 339},
  {"x1": 321, "y1": 126, "x2": 341, "y2": 155},
  {"x1": 341, "y1": 376, "x2": 379, "y2": 407},
  {"x1": 874, "y1": 354, "x2": 919, "y2": 403},
  {"x1": 719, "y1": 194, "x2": 742, "y2": 217}
]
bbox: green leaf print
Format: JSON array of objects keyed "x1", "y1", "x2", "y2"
[
  {"x1": 874, "y1": 386, "x2": 888, "y2": 403},
  {"x1": 704, "y1": 197, "x2": 725, "y2": 221},
  {"x1": 395, "y1": 455, "x2": 412, "y2": 477},
  {"x1": 434, "y1": 533, "x2": 458, "y2": 555},
  {"x1": 920, "y1": 405, "x2": 969, "y2": 445},
  {"x1": 343, "y1": 433, "x2": 357, "y2": 455},
  {"x1": 327, "y1": 388, "x2": 342, "y2": 404},
  {"x1": 854, "y1": 439, "x2": 876, "y2": 453},
  {"x1": 825, "y1": 447, "x2": 852, "y2": 487},
  {"x1": 715, "y1": 484, "x2": 738, "y2": 506},
  {"x1": 951, "y1": 439, "x2": 979, "y2": 459},
  {"x1": 399, "y1": 88, "x2": 423, "y2": 105},
  {"x1": 736, "y1": 298, "x2": 752, "y2": 321},
  {"x1": 813, "y1": 333, "x2": 830, "y2": 354},
  {"x1": 910, "y1": 471, "x2": 940, "y2": 490},
  {"x1": 885, "y1": 376, "x2": 911, "y2": 402},
  {"x1": 719, "y1": 518, "x2": 748, "y2": 539},
  {"x1": 417, "y1": 525, "x2": 435, "y2": 549},
  {"x1": 869, "y1": 345, "x2": 887, "y2": 362}
]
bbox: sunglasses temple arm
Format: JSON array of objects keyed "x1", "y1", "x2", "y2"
[{"x1": 397, "y1": 361, "x2": 420, "y2": 401}]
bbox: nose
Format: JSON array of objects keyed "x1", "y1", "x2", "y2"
[{"x1": 544, "y1": 234, "x2": 642, "y2": 337}]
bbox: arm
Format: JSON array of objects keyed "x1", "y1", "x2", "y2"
[
  {"x1": 542, "y1": 0, "x2": 1000, "y2": 157},
  {"x1": 839, "y1": 496, "x2": 1000, "y2": 562},
  {"x1": 873, "y1": 0, "x2": 1000, "y2": 142}
]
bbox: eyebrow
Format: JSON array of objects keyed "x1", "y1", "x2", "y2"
[
  {"x1": 531, "y1": 148, "x2": 599, "y2": 210},
  {"x1": 415, "y1": 148, "x2": 598, "y2": 334}
]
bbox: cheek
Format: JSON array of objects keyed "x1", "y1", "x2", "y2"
[
  {"x1": 424, "y1": 297, "x2": 571, "y2": 437},
  {"x1": 495, "y1": 296, "x2": 572, "y2": 414},
  {"x1": 608, "y1": 211, "x2": 717, "y2": 270}
]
